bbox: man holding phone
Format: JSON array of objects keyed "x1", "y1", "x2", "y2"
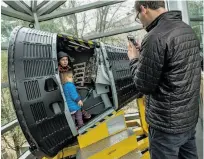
[{"x1": 128, "y1": 1, "x2": 201, "y2": 159}]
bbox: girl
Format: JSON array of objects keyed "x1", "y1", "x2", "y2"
[
  {"x1": 60, "y1": 71, "x2": 84, "y2": 128},
  {"x1": 58, "y1": 51, "x2": 91, "y2": 119}
]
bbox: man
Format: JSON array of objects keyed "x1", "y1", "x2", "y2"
[{"x1": 128, "y1": 1, "x2": 201, "y2": 159}]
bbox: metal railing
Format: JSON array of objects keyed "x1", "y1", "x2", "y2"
[{"x1": 1, "y1": 67, "x2": 34, "y2": 159}]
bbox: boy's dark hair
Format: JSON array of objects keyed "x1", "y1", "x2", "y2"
[{"x1": 135, "y1": 0, "x2": 165, "y2": 12}]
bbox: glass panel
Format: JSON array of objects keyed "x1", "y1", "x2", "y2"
[
  {"x1": 187, "y1": 1, "x2": 203, "y2": 49},
  {"x1": 190, "y1": 21, "x2": 203, "y2": 48},
  {"x1": 1, "y1": 15, "x2": 30, "y2": 44},
  {"x1": 1, "y1": 126, "x2": 28, "y2": 159},
  {"x1": 1, "y1": 50, "x2": 8, "y2": 83},
  {"x1": 1, "y1": 51, "x2": 16, "y2": 125},
  {"x1": 57, "y1": 0, "x2": 100, "y2": 10},
  {"x1": 37, "y1": 0, "x2": 45, "y2": 5},
  {"x1": 23, "y1": 0, "x2": 31, "y2": 7},
  {"x1": 99, "y1": 29, "x2": 147, "y2": 47},
  {"x1": 40, "y1": 0, "x2": 138, "y2": 38},
  {"x1": 187, "y1": 1, "x2": 203, "y2": 17},
  {"x1": 1, "y1": 87, "x2": 16, "y2": 126},
  {"x1": 1, "y1": 1, "x2": 8, "y2": 7}
]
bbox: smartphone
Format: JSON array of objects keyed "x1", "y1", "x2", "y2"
[{"x1": 127, "y1": 35, "x2": 138, "y2": 46}]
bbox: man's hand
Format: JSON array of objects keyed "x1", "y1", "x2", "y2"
[
  {"x1": 78, "y1": 100, "x2": 83, "y2": 106},
  {"x1": 127, "y1": 41, "x2": 140, "y2": 60}
]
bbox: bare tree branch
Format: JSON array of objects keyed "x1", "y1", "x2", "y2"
[
  {"x1": 2, "y1": 136, "x2": 16, "y2": 151},
  {"x1": 81, "y1": 13, "x2": 86, "y2": 37},
  {"x1": 106, "y1": 3, "x2": 123, "y2": 29}
]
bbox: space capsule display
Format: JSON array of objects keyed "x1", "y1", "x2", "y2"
[{"x1": 8, "y1": 26, "x2": 138, "y2": 157}]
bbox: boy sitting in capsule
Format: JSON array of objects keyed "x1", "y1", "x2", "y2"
[{"x1": 60, "y1": 71, "x2": 84, "y2": 128}]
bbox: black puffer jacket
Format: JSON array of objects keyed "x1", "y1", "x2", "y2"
[{"x1": 130, "y1": 11, "x2": 201, "y2": 134}]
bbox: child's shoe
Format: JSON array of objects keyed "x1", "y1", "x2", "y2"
[{"x1": 82, "y1": 110, "x2": 91, "y2": 119}]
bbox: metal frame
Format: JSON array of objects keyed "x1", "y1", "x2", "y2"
[
  {"x1": 37, "y1": 0, "x2": 66, "y2": 16},
  {"x1": 31, "y1": 0, "x2": 37, "y2": 12},
  {"x1": 84, "y1": 25, "x2": 143, "y2": 40},
  {"x1": 1, "y1": 6, "x2": 34, "y2": 22},
  {"x1": 3, "y1": 0, "x2": 32, "y2": 15},
  {"x1": 1, "y1": 1, "x2": 203, "y2": 159},
  {"x1": 1, "y1": 119, "x2": 18, "y2": 134},
  {"x1": 38, "y1": 1, "x2": 124, "y2": 22}
]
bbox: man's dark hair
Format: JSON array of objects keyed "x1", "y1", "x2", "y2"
[{"x1": 135, "y1": 1, "x2": 165, "y2": 12}]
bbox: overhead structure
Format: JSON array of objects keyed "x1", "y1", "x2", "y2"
[
  {"x1": 1, "y1": 0, "x2": 145, "y2": 50},
  {"x1": 1, "y1": 0, "x2": 124, "y2": 24}
]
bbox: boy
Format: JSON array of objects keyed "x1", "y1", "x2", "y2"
[
  {"x1": 58, "y1": 51, "x2": 91, "y2": 119},
  {"x1": 61, "y1": 71, "x2": 84, "y2": 128}
]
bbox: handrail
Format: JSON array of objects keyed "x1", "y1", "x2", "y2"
[{"x1": 1, "y1": 119, "x2": 19, "y2": 134}]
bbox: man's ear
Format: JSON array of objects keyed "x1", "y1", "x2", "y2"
[{"x1": 140, "y1": 5, "x2": 147, "y2": 14}]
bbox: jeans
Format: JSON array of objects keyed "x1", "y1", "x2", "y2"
[
  {"x1": 149, "y1": 126, "x2": 198, "y2": 159},
  {"x1": 71, "y1": 110, "x2": 84, "y2": 127}
]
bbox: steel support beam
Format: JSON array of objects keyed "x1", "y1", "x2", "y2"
[
  {"x1": 37, "y1": 0, "x2": 66, "y2": 16},
  {"x1": 31, "y1": 0, "x2": 37, "y2": 12},
  {"x1": 38, "y1": 0, "x2": 125, "y2": 22},
  {"x1": 190, "y1": 16, "x2": 203, "y2": 22},
  {"x1": 3, "y1": 0, "x2": 32, "y2": 15},
  {"x1": 1, "y1": 6, "x2": 34, "y2": 22},
  {"x1": 36, "y1": 0, "x2": 49, "y2": 11},
  {"x1": 33, "y1": 13, "x2": 40, "y2": 30},
  {"x1": 1, "y1": 119, "x2": 19, "y2": 134},
  {"x1": 19, "y1": 0, "x2": 31, "y2": 10},
  {"x1": 84, "y1": 25, "x2": 143, "y2": 40},
  {"x1": 18, "y1": 150, "x2": 35, "y2": 159}
]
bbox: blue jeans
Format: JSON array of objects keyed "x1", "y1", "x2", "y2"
[{"x1": 149, "y1": 126, "x2": 198, "y2": 159}]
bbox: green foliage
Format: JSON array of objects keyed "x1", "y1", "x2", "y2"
[{"x1": 187, "y1": 1, "x2": 203, "y2": 17}]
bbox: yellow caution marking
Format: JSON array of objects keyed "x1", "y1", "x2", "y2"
[
  {"x1": 78, "y1": 122, "x2": 109, "y2": 148},
  {"x1": 141, "y1": 151, "x2": 150, "y2": 159},
  {"x1": 137, "y1": 137, "x2": 149, "y2": 151},
  {"x1": 42, "y1": 145, "x2": 79, "y2": 159},
  {"x1": 88, "y1": 40, "x2": 94, "y2": 47},
  {"x1": 78, "y1": 38, "x2": 85, "y2": 46},
  {"x1": 67, "y1": 36, "x2": 75, "y2": 42}
]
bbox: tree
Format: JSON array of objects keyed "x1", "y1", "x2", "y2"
[
  {"x1": 1, "y1": 15, "x2": 29, "y2": 43},
  {"x1": 1, "y1": 51, "x2": 27, "y2": 158},
  {"x1": 187, "y1": 1, "x2": 203, "y2": 47}
]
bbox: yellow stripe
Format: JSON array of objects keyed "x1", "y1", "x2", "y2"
[
  {"x1": 67, "y1": 36, "x2": 75, "y2": 42},
  {"x1": 141, "y1": 151, "x2": 150, "y2": 159},
  {"x1": 133, "y1": 127, "x2": 144, "y2": 136},
  {"x1": 137, "y1": 137, "x2": 149, "y2": 151},
  {"x1": 77, "y1": 122, "x2": 109, "y2": 148},
  {"x1": 78, "y1": 38, "x2": 85, "y2": 46},
  {"x1": 95, "y1": 122, "x2": 100, "y2": 126},
  {"x1": 88, "y1": 40, "x2": 94, "y2": 47},
  {"x1": 104, "y1": 116, "x2": 110, "y2": 120},
  {"x1": 42, "y1": 145, "x2": 79, "y2": 159}
]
